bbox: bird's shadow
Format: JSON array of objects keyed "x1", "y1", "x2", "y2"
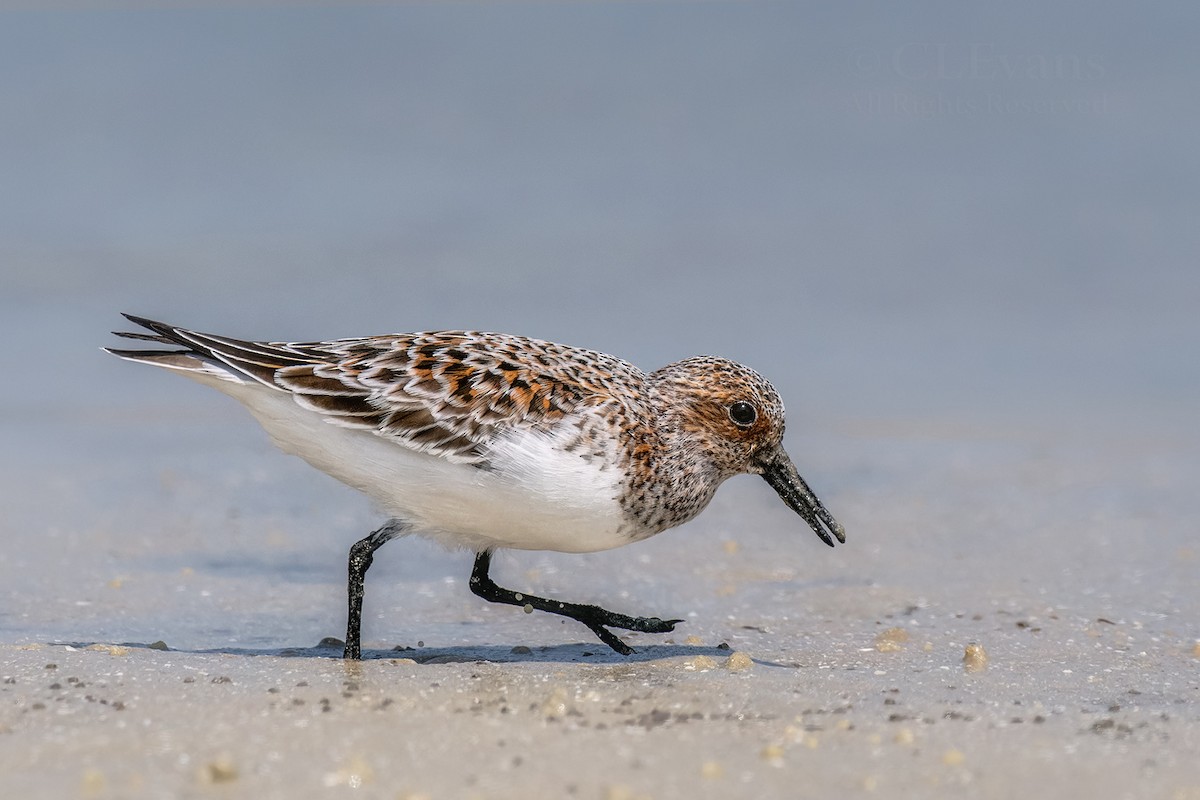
[{"x1": 55, "y1": 639, "x2": 744, "y2": 666}]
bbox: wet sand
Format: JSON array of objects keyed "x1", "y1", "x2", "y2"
[
  {"x1": 2, "y1": 413, "x2": 1197, "y2": 799},
  {"x1": 2, "y1": 631, "x2": 1195, "y2": 800}
]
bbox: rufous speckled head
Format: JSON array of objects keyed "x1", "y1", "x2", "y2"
[{"x1": 649, "y1": 356, "x2": 844, "y2": 547}]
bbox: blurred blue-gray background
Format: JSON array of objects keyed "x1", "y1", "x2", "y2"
[
  {"x1": 5, "y1": 3, "x2": 1195, "y2": 422},
  {"x1": 1, "y1": 4, "x2": 1196, "y2": 649}
]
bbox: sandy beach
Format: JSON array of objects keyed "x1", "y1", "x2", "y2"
[
  {"x1": 2, "y1": 627, "x2": 1196, "y2": 800},
  {"x1": 3, "y1": 411, "x2": 1197, "y2": 798}
]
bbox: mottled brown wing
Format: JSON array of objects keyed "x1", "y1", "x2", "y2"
[
  {"x1": 113, "y1": 317, "x2": 644, "y2": 465},
  {"x1": 274, "y1": 332, "x2": 645, "y2": 464}
]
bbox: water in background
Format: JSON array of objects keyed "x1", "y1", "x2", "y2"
[{"x1": 1, "y1": 5, "x2": 1196, "y2": 648}]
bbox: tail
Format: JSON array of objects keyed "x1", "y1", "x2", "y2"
[{"x1": 104, "y1": 313, "x2": 328, "y2": 388}]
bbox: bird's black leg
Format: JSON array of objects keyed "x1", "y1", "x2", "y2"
[
  {"x1": 345, "y1": 520, "x2": 406, "y2": 660},
  {"x1": 468, "y1": 550, "x2": 682, "y2": 655}
]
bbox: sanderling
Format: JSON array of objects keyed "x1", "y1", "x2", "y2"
[{"x1": 106, "y1": 314, "x2": 845, "y2": 658}]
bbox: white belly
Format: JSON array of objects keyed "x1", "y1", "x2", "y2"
[{"x1": 198, "y1": 377, "x2": 631, "y2": 553}]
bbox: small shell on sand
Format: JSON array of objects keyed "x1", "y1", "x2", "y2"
[
  {"x1": 540, "y1": 686, "x2": 571, "y2": 719},
  {"x1": 874, "y1": 627, "x2": 910, "y2": 652},
  {"x1": 199, "y1": 758, "x2": 238, "y2": 784},
  {"x1": 760, "y1": 744, "x2": 785, "y2": 766},
  {"x1": 686, "y1": 655, "x2": 718, "y2": 671},
  {"x1": 323, "y1": 756, "x2": 374, "y2": 789},
  {"x1": 724, "y1": 651, "x2": 753, "y2": 671},
  {"x1": 85, "y1": 644, "x2": 130, "y2": 656},
  {"x1": 963, "y1": 643, "x2": 989, "y2": 673}
]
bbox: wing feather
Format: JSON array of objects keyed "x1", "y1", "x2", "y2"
[{"x1": 109, "y1": 315, "x2": 647, "y2": 466}]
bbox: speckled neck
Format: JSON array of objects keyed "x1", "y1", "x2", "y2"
[{"x1": 615, "y1": 368, "x2": 730, "y2": 536}]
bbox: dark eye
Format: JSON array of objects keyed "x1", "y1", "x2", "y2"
[{"x1": 728, "y1": 401, "x2": 757, "y2": 427}]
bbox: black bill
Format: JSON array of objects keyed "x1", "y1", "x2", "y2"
[{"x1": 757, "y1": 446, "x2": 846, "y2": 548}]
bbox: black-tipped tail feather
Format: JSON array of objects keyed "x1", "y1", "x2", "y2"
[
  {"x1": 105, "y1": 315, "x2": 205, "y2": 365},
  {"x1": 105, "y1": 313, "x2": 327, "y2": 389}
]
